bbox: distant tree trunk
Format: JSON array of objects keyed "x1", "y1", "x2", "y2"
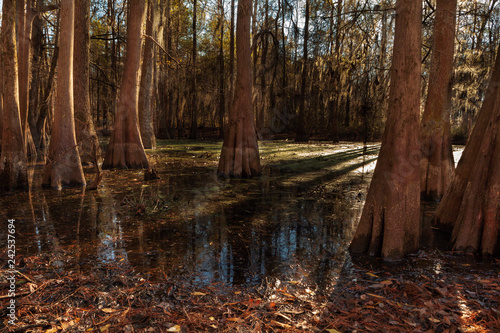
[
  {"x1": 139, "y1": 0, "x2": 157, "y2": 149},
  {"x1": 328, "y1": 0, "x2": 342, "y2": 142},
  {"x1": 28, "y1": 9, "x2": 43, "y2": 149},
  {"x1": 102, "y1": 0, "x2": 149, "y2": 170},
  {"x1": 281, "y1": 0, "x2": 288, "y2": 124},
  {"x1": 218, "y1": 0, "x2": 261, "y2": 178},
  {"x1": 42, "y1": 0, "x2": 86, "y2": 189},
  {"x1": 189, "y1": 0, "x2": 198, "y2": 139},
  {"x1": 0, "y1": 0, "x2": 29, "y2": 191},
  {"x1": 74, "y1": 0, "x2": 102, "y2": 165},
  {"x1": 229, "y1": 0, "x2": 235, "y2": 103},
  {"x1": 435, "y1": 44, "x2": 500, "y2": 236},
  {"x1": 35, "y1": 19, "x2": 59, "y2": 151},
  {"x1": 350, "y1": 0, "x2": 422, "y2": 260},
  {"x1": 420, "y1": 0, "x2": 457, "y2": 201},
  {"x1": 218, "y1": 0, "x2": 226, "y2": 138},
  {"x1": 295, "y1": 0, "x2": 310, "y2": 142},
  {"x1": 157, "y1": 0, "x2": 171, "y2": 139},
  {"x1": 17, "y1": 0, "x2": 36, "y2": 158}
]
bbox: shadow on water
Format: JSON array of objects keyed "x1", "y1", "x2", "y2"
[{"x1": 0, "y1": 142, "x2": 379, "y2": 293}]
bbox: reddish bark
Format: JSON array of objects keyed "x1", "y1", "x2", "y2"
[
  {"x1": 43, "y1": 0, "x2": 86, "y2": 189},
  {"x1": 17, "y1": 0, "x2": 36, "y2": 158},
  {"x1": 436, "y1": 46, "x2": 500, "y2": 255},
  {"x1": 0, "y1": 0, "x2": 29, "y2": 191},
  {"x1": 435, "y1": 45, "x2": 500, "y2": 232},
  {"x1": 74, "y1": 0, "x2": 102, "y2": 166},
  {"x1": 349, "y1": 0, "x2": 422, "y2": 260},
  {"x1": 295, "y1": 0, "x2": 310, "y2": 143},
  {"x1": 102, "y1": 0, "x2": 150, "y2": 170},
  {"x1": 217, "y1": 0, "x2": 261, "y2": 178},
  {"x1": 451, "y1": 101, "x2": 500, "y2": 255},
  {"x1": 139, "y1": 0, "x2": 157, "y2": 150},
  {"x1": 420, "y1": 0, "x2": 457, "y2": 201}
]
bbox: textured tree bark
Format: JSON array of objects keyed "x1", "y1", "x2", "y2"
[
  {"x1": 349, "y1": 0, "x2": 422, "y2": 260},
  {"x1": 74, "y1": 0, "x2": 102, "y2": 165},
  {"x1": 156, "y1": 0, "x2": 170, "y2": 139},
  {"x1": 17, "y1": 0, "x2": 36, "y2": 158},
  {"x1": 0, "y1": 0, "x2": 29, "y2": 191},
  {"x1": 229, "y1": 0, "x2": 235, "y2": 105},
  {"x1": 217, "y1": 0, "x2": 261, "y2": 178},
  {"x1": 435, "y1": 46, "x2": 500, "y2": 255},
  {"x1": 189, "y1": 0, "x2": 198, "y2": 140},
  {"x1": 435, "y1": 45, "x2": 500, "y2": 231},
  {"x1": 42, "y1": 0, "x2": 86, "y2": 189},
  {"x1": 102, "y1": 0, "x2": 149, "y2": 170},
  {"x1": 295, "y1": 0, "x2": 310, "y2": 142},
  {"x1": 420, "y1": 0, "x2": 457, "y2": 201},
  {"x1": 451, "y1": 100, "x2": 500, "y2": 255},
  {"x1": 218, "y1": 0, "x2": 226, "y2": 139},
  {"x1": 139, "y1": 0, "x2": 157, "y2": 149},
  {"x1": 328, "y1": 0, "x2": 342, "y2": 143},
  {"x1": 28, "y1": 10, "x2": 43, "y2": 150},
  {"x1": 36, "y1": 11, "x2": 60, "y2": 151}
]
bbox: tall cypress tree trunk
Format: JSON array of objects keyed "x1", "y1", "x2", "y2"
[
  {"x1": 229, "y1": 0, "x2": 235, "y2": 104},
  {"x1": 28, "y1": 10, "x2": 43, "y2": 150},
  {"x1": 295, "y1": 0, "x2": 310, "y2": 142},
  {"x1": 157, "y1": 0, "x2": 171, "y2": 139},
  {"x1": 450, "y1": 95, "x2": 500, "y2": 255},
  {"x1": 189, "y1": 0, "x2": 198, "y2": 139},
  {"x1": 36, "y1": 17, "x2": 59, "y2": 151},
  {"x1": 328, "y1": 0, "x2": 342, "y2": 142},
  {"x1": 435, "y1": 44, "x2": 500, "y2": 236},
  {"x1": 42, "y1": 0, "x2": 86, "y2": 189},
  {"x1": 139, "y1": 0, "x2": 157, "y2": 149},
  {"x1": 350, "y1": 0, "x2": 422, "y2": 260},
  {"x1": 218, "y1": 0, "x2": 261, "y2": 178},
  {"x1": 218, "y1": 0, "x2": 226, "y2": 138},
  {"x1": 74, "y1": 0, "x2": 102, "y2": 165},
  {"x1": 103, "y1": 0, "x2": 149, "y2": 170},
  {"x1": 420, "y1": 0, "x2": 457, "y2": 201},
  {"x1": 17, "y1": 0, "x2": 36, "y2": 158},
  {"x1": 0, "y1": 0, "x2": 29, "y2": 191}
]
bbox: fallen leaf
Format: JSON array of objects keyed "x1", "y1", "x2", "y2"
[
  {"x1": 271, "y1": 320, "x2": 292, "y2": 329},
  {"x1": 167, "y1": 325, "x2": 181, "y2": 332},
  {"x1": 101, "y1": 308, "x2": 116, "y2": 313},
  {"x1": 366, "y1": 272, "x2": 380, "y2": 278},
  {"x1": 191, "y1": 291, "x2": 207, "y2": 296},
  {"x1": 227, "y1": 318, "x2": 244, "y2": 323},
  {"x1": 100, "y1": 324, "x2": 111, "y2": 332},
  {"x1": 326, "y1": 329, "x2": 341, "y2": 333}
]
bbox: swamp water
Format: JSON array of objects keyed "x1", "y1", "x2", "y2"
[{"x1": 1, "y1": 141, "x2": 461, "y2": 290}]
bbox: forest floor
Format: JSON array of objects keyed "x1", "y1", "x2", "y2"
[{"x1": 1, "y1": 140, "x2": 499, "y2": 332}]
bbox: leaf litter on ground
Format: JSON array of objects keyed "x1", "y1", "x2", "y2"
[{"x1": 0, "y1": 251, "x2": 498, "y2": 332}]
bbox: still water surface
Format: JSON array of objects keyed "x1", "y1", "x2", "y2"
[{"x1": 2, "y1": 142, "x2": 461, "y2": 288}]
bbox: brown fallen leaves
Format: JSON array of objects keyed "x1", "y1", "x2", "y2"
[
  {"x1": 322, "y1": 253, "x2": 500, "y2": 333},
  {"x1": 0, "y1": 252, "x2": 498, "y2": 332}
]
